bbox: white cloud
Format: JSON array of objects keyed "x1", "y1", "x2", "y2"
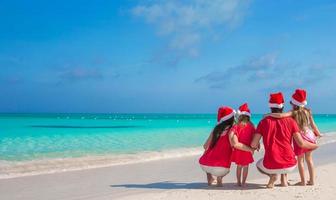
[
  {"x1": 242, "y1": 53, "x2": 277, "y2": 70},
  {"x1": 196, "y1": 52, "x2": 335, "y2": 90},
  {"x1": 132, "y1": 0, "x2": 251, "y2": 64},
  {"x1": 195, "y1": 53, "x2": 278, "y2": 88}
]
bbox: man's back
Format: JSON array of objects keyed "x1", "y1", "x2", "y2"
[{"x1": 256, "y1": 116, "x2": 300, "y2": 169}]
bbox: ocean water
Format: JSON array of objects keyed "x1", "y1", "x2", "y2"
[{"x1": 0, "y1": 113, "x2": 336, "y2": 177}]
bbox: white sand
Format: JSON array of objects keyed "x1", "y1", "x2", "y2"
[
  {"x1": 119, "y1": 163, "x2": 336, "y2": 200},
  {"x1": 1, "y1": 141, "x2": 336, "y2": 200}
]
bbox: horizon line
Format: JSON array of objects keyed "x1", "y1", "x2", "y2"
[{"x1": 0, "y1": 112, "x2": 334, "y2": 115}]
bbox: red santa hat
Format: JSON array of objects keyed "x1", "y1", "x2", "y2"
[
  {"x1": 237, "y1": 103, "x2": 251, "y2": 117},
  {"x1": 217, "y1": 106, "x2": 235, "y2": 124},
  {"x1": 269, "y1": 92, "x2": 284, "y2": 108},
  {"x1": 291, "y1": 89, "x2": 307, "y2": 107}
]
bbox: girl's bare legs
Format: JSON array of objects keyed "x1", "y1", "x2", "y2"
[
  {"x1": 305, "y1": 151, "x2": 315, "y2": 185},
  {"x1": 280, "y1": 174, "x2": 288, "y2": 187},
  {"x1": 242, "y1": 165, "x2": 249, "y2": 187},
  {"x1": 206, "y1": 173, "x2": 214, "y2": 186},
  {"x1": 217, "y1": 176, "x2": 223, "y2": 187},
  {"x1": 295, "y1": 155, "x2": 306, "y2": 186},
  {"x1": 236, "y1": 165, "x2": 242, "y2": 186}
]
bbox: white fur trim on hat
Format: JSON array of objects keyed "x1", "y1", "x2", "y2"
[
  {"x1": 218, "y1": 110, "x2": 236, "y2": 124},
  {"x1": 269, "y1": 103, "x2": 284, "y2": 108},
  {"x1": 256, "y1": 159, "x2": 296, "y2": 174},
  {"x1": 291, "y1": 98, "x2": 307, "y2": 107},
  {"x1": 238, "y1": 110, "x2": 251, "y2": 117}
]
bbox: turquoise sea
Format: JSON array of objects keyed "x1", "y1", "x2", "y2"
[{"x1": 1, "y1": 113, "x2": 336, "y2": 177}]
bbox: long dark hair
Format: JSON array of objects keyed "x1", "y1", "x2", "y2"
[{"x1": 210, "y1": 116, "x2": 235, "y2": 149}]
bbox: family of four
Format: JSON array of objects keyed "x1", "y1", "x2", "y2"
[{"x1": 199, "y1": 89, "x2": 321, "y2": 188}]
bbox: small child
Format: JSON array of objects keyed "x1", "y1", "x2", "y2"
[
  {"x1": 230, "y1": 103, "x2": 256, "y2": 187},
  {"x1": 267, "y1": 89, "x2": 321, "y2": 186},
  {"x1": 199, "y1": 106, "x2": 254, "y2": 187}
]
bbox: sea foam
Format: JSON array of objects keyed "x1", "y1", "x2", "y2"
[
  {"x1": 0, "y1": 147, "x2": 203, "y2": 179},
  {"x1": 1, "y1": 132, "x2": 336, "y2": 179}
]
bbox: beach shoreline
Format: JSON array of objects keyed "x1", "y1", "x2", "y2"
[
  {"x1": 1, "y1": 132, "x2": 336, "y2": 180},
  {"x1": 1, "y1": 136, "x2": 336, "y2": 200},
  {"x1": 0, "y1": 147, "x2": 204, "y2": 179}
]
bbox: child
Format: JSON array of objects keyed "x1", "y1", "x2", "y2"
[
  {"x1": 199, "y1": 106, "x2": 253, "y2": 187},
  {"x1": 267, "y1": 89, "x2": 321, "y2": 186},
  {"x1": 230, "y1": 103, "x2": 256, "y2": 187}
]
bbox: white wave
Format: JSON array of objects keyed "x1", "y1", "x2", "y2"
[
  {"x1": 1, "y1": 131, "x2": 336, "y2": 180},
  {"x1": 0, "y1": 147, "x2": 203, "y2": 179},
  {"x1": 317, "y1": 132, "x2": 336, "y2": 145}
]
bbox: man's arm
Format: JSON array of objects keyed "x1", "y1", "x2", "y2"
[
  {"x1": 229, "y1": 131, "x2": 254, "y2": 153},
  {"x1": 264, "y1": 111, "x2": 292, "y2": 118},
  {"x1": 293, "y1": 132, "x2": 318, "y2": 150},
  {"x1": 251, "y1": 133, "x2": 262, "y2": 150}
]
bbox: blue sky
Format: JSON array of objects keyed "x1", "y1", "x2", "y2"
[{"x1": 1, "y1": 0, "x2": 336, "y2": 113}]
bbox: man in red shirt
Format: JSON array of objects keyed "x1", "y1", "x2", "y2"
[{"x1": 251, "y1": 92, "x2": 318, "y2": 188}]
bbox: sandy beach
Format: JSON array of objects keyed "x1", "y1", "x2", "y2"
[
  {"x1": 1, "y1": 135, "x2": 336, "y2": 200},
  {"x1": 2, "y1": 0, "x2": 336, "y2": 199}
]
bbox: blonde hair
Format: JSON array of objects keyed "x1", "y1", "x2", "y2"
[{"x1": 292, "y1": 106, "x2": 311, "y2": 130}]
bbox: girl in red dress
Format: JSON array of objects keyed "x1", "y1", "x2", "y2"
[
  {"x1": 267, "y1": 89, "x2": 321, "y2": 186},
  {"x1": 199, "y1": 106, "x2": 254, "y2": 187},
  {"x1": 230, "y1": 103, "x2": 256, "y2": 187}
]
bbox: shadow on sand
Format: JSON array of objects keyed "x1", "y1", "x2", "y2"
[{"x1": 111, "y1": 181, "x2": 266, "y2": 191}]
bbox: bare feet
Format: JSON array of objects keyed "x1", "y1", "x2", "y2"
[
  {"x1": 207, "y1": 178, "x2": 216, "y2": 186},
  {"x1": 208, "y1": 179, "x2": 217, "y2": 186},
  {"x1": 280, "y1": 174, "x2": 289, "y2": 187},
  {"x1": 241, "y1": 183, "x2": 247, "y2": 187},
  {"x1": 266, "y1": 175, "x2": 278, "y2": 188},
  {"x1": 294, "y1": 181, "x2": 306, "y2": 186},
  {"x1": 216, "y1": 182, "x2": 223, "y2": 187},
  {"x1": 237, "y1": 182, "x2": 242, "y2": 187},
  {"x1": 207, "y1": 174, "x2": 215, "y2": 186},
  {"x1": 280, "y1": 181, "x2": 289, "y2": 187},
  {"x1": 216, "y1": 177, "x2": 223, "y2": 187},
  {"x1": 307, "y1": 180, "x2": 314, "y2": 186}
]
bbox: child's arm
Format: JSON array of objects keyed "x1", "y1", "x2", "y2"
[
  {"x1": 203, "y1": 132, "x2": 213, "y2": 150},
  {"x1": 264, "y1": 111, "x2": 293, "y2": 118},
  {"x1": 251, "y1": 133, "x2": 261, "y2": 149},
  {"x1": 308, "y1": 109, "x2": 322, "y2": 137},
  {"x1": 228, "y1": 131, "x2": 254, "y2": 153}
]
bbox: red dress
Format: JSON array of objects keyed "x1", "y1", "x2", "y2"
[
  {"x1": 199, "y1": 128, "x2": 232, "y2": 169},
  {"x1": 231, "y1": 122, "x2": 255, "y2": 166},
  {"x1": 256, "y1": 116, "x2": 299, "y2": 170}
]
